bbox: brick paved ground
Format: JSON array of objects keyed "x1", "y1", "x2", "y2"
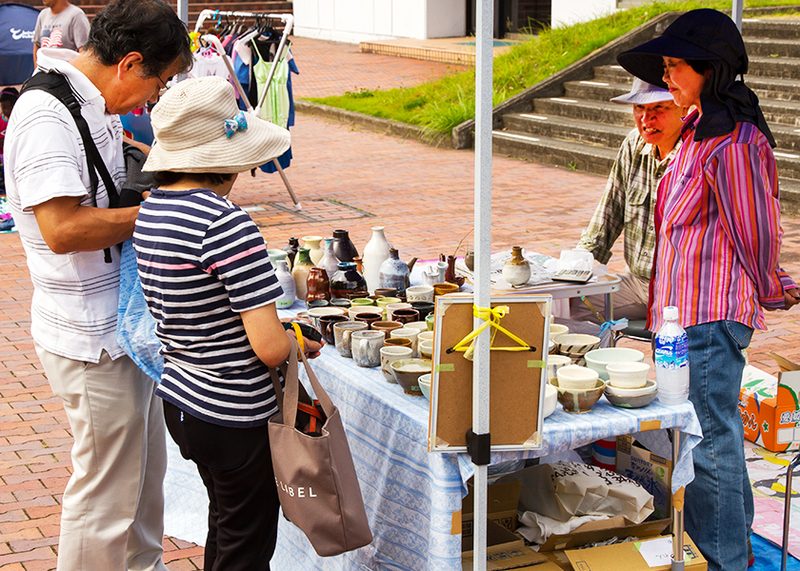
[{"x1": 1, "y1": 38, "x2": 799, "y2": 570}]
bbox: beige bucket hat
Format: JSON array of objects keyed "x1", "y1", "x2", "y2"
[{"x1": 143, "y1": 76, "x2": 291, "y2": 174}]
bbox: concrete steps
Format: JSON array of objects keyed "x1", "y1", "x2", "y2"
[{"x1": 493, "y1": 14, "x2": 800, "y2": 215}]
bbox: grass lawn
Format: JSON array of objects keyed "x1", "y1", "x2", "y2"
[{"x1": 307, "y1": 0, "x2": 800, "y2": 136}]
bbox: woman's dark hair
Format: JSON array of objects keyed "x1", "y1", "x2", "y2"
[
  {"x1": 84, "y1": 0, "x2": 193, "y2": 78},
  {"x1": 0, "y1": 87, "x2": 19, "y2": 103},
  {"x1": 154, "y1": 171, "x2": 234, "y2": 187}
]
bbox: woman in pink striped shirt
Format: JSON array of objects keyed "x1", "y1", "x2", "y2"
[{"x1": 618, "y1": 9, "x2": 799, "y2": 571}]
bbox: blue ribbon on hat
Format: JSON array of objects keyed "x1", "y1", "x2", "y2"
[{"x1": 224, "y1": 110, "x2": 248, "y2": 139}]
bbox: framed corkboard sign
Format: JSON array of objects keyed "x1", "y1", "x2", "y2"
[{"x1": 428, "y1": 295, "x2": 551, "y2": 452}]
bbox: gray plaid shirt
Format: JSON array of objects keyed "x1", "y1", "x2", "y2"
[{"x1": 577, "y1": 129, "x2": 679, "y2": 279}]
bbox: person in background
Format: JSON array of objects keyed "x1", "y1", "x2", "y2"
[
  {"x1": 33, "y1": 0, "x2": 90, "y2": 65},
  {"x1": 135, "y1": 75, "x2": 322, "y2": 570},
  {"x1": 618, "y1": 9, "x2": 800, "y2": 570},
  {"x1": 0, "y1": 87, "x2": 19, "y2": 195},
  {"x1": 570, "y1": 78, "x2": 686, "y2": 323},
  {"x1": 4, "y1": 0, "x2": 193, "y2": 568}
]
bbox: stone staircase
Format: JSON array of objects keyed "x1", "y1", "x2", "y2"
[{"x1": 492, "y1": 17, "x2": 800, "y2": 215}]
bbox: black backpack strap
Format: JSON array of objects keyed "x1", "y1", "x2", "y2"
[{"x1": 21, "y1": 72, "x2": 120, "y2": 262}]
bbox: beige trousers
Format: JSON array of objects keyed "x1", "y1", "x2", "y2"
[
  {"x1": 568, "y1": 272, "x2": 650, "y2": 324},
  {"x1": 35, "y1": 344, "x2": 167, "y2": 571}
]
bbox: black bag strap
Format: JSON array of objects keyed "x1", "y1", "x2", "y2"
[{"x1": 21, "y1": 72, "x2": 120, "y2": 262}]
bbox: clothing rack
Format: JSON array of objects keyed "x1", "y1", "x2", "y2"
[{"x1": 194, "y1": 10, "x2": 301, "y2": 210}]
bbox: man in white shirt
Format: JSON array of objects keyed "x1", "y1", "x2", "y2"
[
  {"x1": 32, "y1": 0, "x2": 90, "y2": 65},
  {"x1": 5, "y1": 0, "x2": 192, "y2": 569}
]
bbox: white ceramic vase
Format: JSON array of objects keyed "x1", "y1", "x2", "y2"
[
  {"x1": 302, "y1": 235, "x2": 324, "y2": 265},
  {"x1": 275, "y1": 259, "x2": 296, "y2": 309},
  {"x1": 362, "y1": 226, "x2": 392, "y2": 293}
]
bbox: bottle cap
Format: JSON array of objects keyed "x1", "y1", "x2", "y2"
[{"x1": 663, "y1": 306, "x2": 679, "y2": 321}]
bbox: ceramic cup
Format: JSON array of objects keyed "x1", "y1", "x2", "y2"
[
  {"x1": 348, "y1": 306, "x2": 383, "y2": 321},
  {"x1": 384, "y1": 337, "x2": 412, "y2": 349},
  {"x1": 392, "y1": 308, "x2": 420, "y2": 324},
  {"x1": 391, "y1": 327, "x2": 419, "y2": 357},
  {"x1": 351, "y1": 330, "x2": 385, "y2": 368},
  {"x1": 546, "y1": 354, "x2": 573, "y2": 382},
  {"x1": 318, "y1": 314, "x2": 348, "y2": 345},
  {"x1": 376, "y1": 296, "x2": 402, "y2": 319},
  {"x1": 306, "y1": 299, "x2": 330, "y2": 309},
  {"x1": 417, "y1": 331, "x2": 435, "y2": 343},
  {"x1": 333, "y1": 321, "x2": 368, "y2": 357},
  {"x1": 355, "y1": 312, "x2": 382, "y2": 329},
  {"x1": 425, "y1": 313, "x2": 435, "y2": 331},
  {"x1": 406, "y1": 285, "x2": 434, "y2": 303},
  {"x1": 410, "y1": 301, "x2": 435, "y2": 321},
  {"x1": 380, "y1": 345, "x2": 413, "y2": 382},
  {"x1": 330, "y1": 298, "x2": 352, "y2": 309},
  {"x1": 385, "y1": 302, "x2": 412, "y2": 322},
  {"x1": 371, "y1": 321, "x2": 404, "y2": 336},
  {"x1": 350, "y1": 297, "x2": 374, "y2": 307},
  {"x1": 307, "y1": 306, "x2": 345, "y2": 331},
  {"x1": 418, "y1": 339, "x2": 434, "y2": 359},
  {"x1": 374, "y1": 288, "x2": 398, "y2": 299},
  {"x1": 405, "y1": 321, "x2": 428, "y2": 333},
  {"x1": 433, "y1": 282, "x2": 459, "y2": 296}
]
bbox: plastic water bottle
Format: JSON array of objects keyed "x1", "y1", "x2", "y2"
[{"x1": 654, "y1": 306, "x2": 690, "y2": 404}]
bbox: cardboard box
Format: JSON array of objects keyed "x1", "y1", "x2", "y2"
[
  {"x1": 615, "y1": 435, "x2": 672, "y2": 519},
  {"x1": 565, "y1": 532, "x2": 707, "y2": 570},
  {"x1": 536, "y1": 516, "x2": 671, "y2": 552},
  {"x1": 461, "y1": 519, "x2": 547, "y2": 570},
  {"x1": 462, "y1": 479, "x2": 522, "y2": 538},
  {"x1": 738, "y1": 354, "x2": 800, "y2": 452}
]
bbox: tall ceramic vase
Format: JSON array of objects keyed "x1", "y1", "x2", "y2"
[
  {"x1": 332, "y1": 229, "x2": 359, "y2": 262},
  {"x1": 282, "y1": 237, "x2": 300, "y2": 270},
  {"x1": 318, "y1": 237, "x2": 340, "y2": 280},
  {"x1": 292, "y1": 247, "x2": 314, "y2": 300},
  {"x1": 302, "y1": 236, "x2": 324, "y2": 265},
  {"x1": 275, "y1": 259, "x2": 296, "y2": 309},
  {"x1": 362, "y1": 226, "x2": 392, "y2": 294},
  {"x1": 502, "y1": 246, "x2": 531, "y2": 286},
  {"x1": 378, "y1": 249, "x2": 409, "y2": 295}
]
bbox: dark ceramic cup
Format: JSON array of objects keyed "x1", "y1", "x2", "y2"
[
  {"x1": 307, "y1": 299, "x2": 330, "y2": 309},
  {"x1": 318, "y1": 314, "x2": 348, "y2": 345},
  {"x1": 384, "y1": 337, "x2": 412, "y2": 349},
  {"x1": 410, "y1": 301, "x2": 435, "y2": 321},
  {"x1": 392, "y1": 308, "x2": 420, "y2": 324},
  {"x1": 330, "y1": 298, "x2": 352, "y2": 309},
  {"x1": 355, "y1": 313, "x2": 382, "y2": 329},
  {"x1": 374, "y1": 288, "x2": 398, "y2": 298}
]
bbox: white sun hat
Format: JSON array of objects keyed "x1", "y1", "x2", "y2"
[
  {"x1": 143, "y1": 76, "x2": 291, "y2": 174},
  {"x1": 610, "y1": 77, "x2": 674, "y2": 105}
]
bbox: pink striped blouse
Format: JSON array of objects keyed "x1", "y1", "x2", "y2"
[{"x1": 648, "y1": 111, "x2": 789, "y2": 332}]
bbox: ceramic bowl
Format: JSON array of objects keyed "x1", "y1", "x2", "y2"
[
  {"x1": 418, "y1": 373, "x2": 432, "y2": 400},
  {"x1": 556, "y1": 333, "x2": 601, "y2": 365},
  {"x1": 606, "y1": 361, "x2": 651, "y2": 389},
  {"x1": 545, "y1": 354, "x2": 573, "y2": 382},
  {"x1": 306, "y1": 306, "x2": 345, "y2": 330},
  {"x1": 550, "y1": 378, "x2": 606, "y2": 413},
  {"x1": 605, "y1": 378, "x2": 658, "y2": 398},
  {"x1": 584, "y1": 347, "x2": 645, "y2": 381},
  {"x1": 390, "y1": 359, "x2": 432, "y2": 395},
  {"x1": 425, "y1": 313, "x2": 435, "y2": 331},
  {"x1": 418, "y1": 339, "x2": 434, "y2": 359},
  {"x1": 405, "y1": 321, "x2": 429, "y2": 333},
  {"x1": 417, "y1": 331, "x2": 435, "y2": 343},
  {"x1": 604, "y1": 383, "x2": 658, "y2": 409},
  {"x1": 433, "y1": 282, "x2": 459, "y2": 296},
  {"x1": 549, "y1": 323, "x2": 569, "y2": 341},
  {"x1": 556, "y1": 365, "x2": 599, "y2": 390},
  {"x1": 548, "y1": 340, "x2": 556, "y2": 354},
  {"x1": 543, "y1": 383, "x2": 558, "y2": 418}
]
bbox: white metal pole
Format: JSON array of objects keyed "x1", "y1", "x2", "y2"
[
  {"x1": 177, "y1": 0, "x2": 188, "y2": 27},
  {"x1": 732, "y1": 0, "x2": 743, "y2": 30},
  {"x1": 472, "y1": 0, "x2": 494, "y2": 568}
]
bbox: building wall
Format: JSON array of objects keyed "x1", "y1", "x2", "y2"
[{"x1": 551, "y1": 0, "x2": 617, "y2": 28}]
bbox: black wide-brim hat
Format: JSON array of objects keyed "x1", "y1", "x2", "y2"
[{"x1": 617, "y1": 9, "x2": 747, "y2": 88}]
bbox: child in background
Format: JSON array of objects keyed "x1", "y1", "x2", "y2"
[{"x1": 134, "y1": 75, "x2": 322, "y2": 570}]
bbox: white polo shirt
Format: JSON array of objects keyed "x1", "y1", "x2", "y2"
[{"x1": 5, "y1": 49, "x2": 127, "y2": 363}]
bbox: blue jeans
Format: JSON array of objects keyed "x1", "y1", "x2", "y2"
[{"x1": 684, "y1": 321, "x2": 754, "y2": 571}]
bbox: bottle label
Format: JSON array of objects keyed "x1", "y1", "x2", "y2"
[{"x1": 654, "y1": 332, "x2": 689, "y2": 370}]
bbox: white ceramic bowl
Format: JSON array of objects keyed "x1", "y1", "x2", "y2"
[
  {"x1": 556, "y1": 365, "x2": 599, "y2": 390},
  {"x1": 543, "y1": 383, "x2": 557, "y2": 418},
  {"x1": 549, "y1": 323, "x2": 569, "y2": 341},
  {"x1": 545, "y1": 354, "x2": 573, "y2": 381},
  {"x1": 584, "y1": 347, "x2": 645, "y2": 381},
  {"x1": 605, "y1": 378, "x2": 657, "y2": 398},
  {"x1": 606, "y1": 361, "x2": 651, "y2": 389},
  {"x1": 417, "y1": 331, "x2": 435, "y2": 343},
  {"x1": 418, "y1": 373, "x2": 432, "y2": 400},
  {"x1": 418, "y1": 339, "x2": 434, "y2": 359},
  {"x1": 556, "y1": 334, "x2": 601, "y2": 364}
]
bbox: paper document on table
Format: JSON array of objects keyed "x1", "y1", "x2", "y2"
[{"x1": 637, "y1": 536, "x2": 673, "y2": 567}]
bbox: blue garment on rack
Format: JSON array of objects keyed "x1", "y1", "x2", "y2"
[
  {"x1": 234, "y1": 52, "x2": 250, "y2": 111},
  {"x1": 259, "y1": 54, "x2": 298, "y2": 174}
]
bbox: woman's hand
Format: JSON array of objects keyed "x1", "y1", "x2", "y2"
[{"x1": 784, "y1": 287, "x2": 800, "y2": 310}]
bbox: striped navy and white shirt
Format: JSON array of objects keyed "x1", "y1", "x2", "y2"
[{"x1": 134, "y1": 188, "x2": 284, "y2": 427}]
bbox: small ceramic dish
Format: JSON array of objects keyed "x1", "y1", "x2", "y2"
[
  {"x1": 604, "y1": 385, "x2": 658, "y2": 409},
  {"x1": 390, "y1": 358, "x2": 432, "y2": 395},
  {"x1": 606, "y1": 361, "x2": 651, "y2": 389},
  {"x1": 556, "y1": 364, "x2": 599, "y2": 390},
  {"x1": 585, "y1": 347, "x2": 645, "y2": 381},
  {"x1": 418, "y1": 373, "x2": 432, "y2": 400},
  {"x1": 550, "y1": 378, "x2": 606, "y2": 413},
  {"x1": 605, "y1": 378, "x2": 657, "y2": 398}
]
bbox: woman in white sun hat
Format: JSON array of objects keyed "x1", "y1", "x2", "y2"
[{"x1": 133, "y1": 75, "x2": 322, "y2": 570}]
